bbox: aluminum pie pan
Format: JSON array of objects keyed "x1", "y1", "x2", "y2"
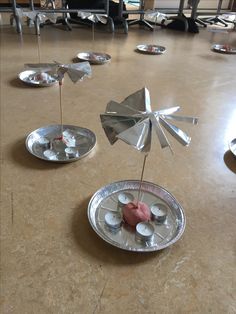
[
  {"x1": 212, "y1": 44, "x2": 236, "y2": 54},
  {"x1": 229, "y1": 138, "x2": 236, "y2": 157},
  {"x1": 18, "y1": 70, "x2": 59, "y2": 87},
  {"x1": 26, "y1": 124, "x2": 96, "y2": 163},
  {"x1": 88, "y1": 180, "x2": 186, "y2": 252},
  {"x1": 136, "y1": 44, "x2": 166, "y2": 55},
  {"x1": 77, "y1": 52, "x2": 111, "y2": 64}
]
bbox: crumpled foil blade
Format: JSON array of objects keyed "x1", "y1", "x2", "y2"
[
  {"x1": 144, "y1": 10, "x2": 167, "y2": 23},
  {"x1": 78, "y1": 12, "x2": 108, "y2": 24},
  {"x1": 24, "y1": 62, "x2": 91, "y2": 83},
  {"x1": 16, "y1": 8, "x2": 57, "y2": 23}
]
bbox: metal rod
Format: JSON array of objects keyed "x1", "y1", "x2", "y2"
[
  {"x1": 92, "y1": 22, "x2": 95, "y2": 43},
  {"x1": 137, "y1": 154, "x2": 148, "y2": 204},
  {"x1": 37, "y1": 35, "x2": 41, "y2": 63},
  {"x1": 59, "y1": 81, "x2": 63, "y2": 136}
]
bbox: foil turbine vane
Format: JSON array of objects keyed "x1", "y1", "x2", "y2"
[
  {"x1": 24, "y1": 61, "x2": 92, "y2": 83},
  {"x1": 77, "y1": 12, "x2": 108, "y2": 24},
  {"x1": 15, "y1": 7, "x2": 57, "y2": 24},
  {"x1": 144, "y1": 10, "x2": 167, "y2": 24},
  {"x1": 100, "y1": 87, "x2": 198, "y2": 153}
]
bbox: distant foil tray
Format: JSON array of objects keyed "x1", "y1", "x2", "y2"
[
  {"x1": 26, "y1": 124, "x2": 96, "y2": 163},
  {"x1": 77, "y1": 52, "x2": 111, "y2": 64},
  {"x1": 212, "y1": 44, "x2": 236, "y2": 54},
  {"x1": 18, "y1": 70, "x2": 59, "y2": 87},
  {"x1": 136, "y1": 44, "x2": 166, "y2": 55}
]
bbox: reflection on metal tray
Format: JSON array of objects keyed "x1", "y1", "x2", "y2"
[
  {"x1": 229, "y1": 138, "x2": 236, "y2": 157},
  {"x1": 136, "y1": 44, "x2": 166, "y2": 55},
  {"x1": 18, "y1": 70, "x2": 59, "y2": 87},
  {"x1": 212, "y1": 44, "x2": 236, "y2": 54},
  {"x1": 88, "y1": 180, "x2": 185, "y2": 252},
  {"x1": 26, "y1": 124, "x2": 96, "y2": 163},
  {"x1": 77, "y1": 52, "x2": 111, "y2": 64}
]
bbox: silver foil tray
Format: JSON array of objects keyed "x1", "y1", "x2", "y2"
[
  {"x1": 18, "y1": 70, "x2": 59, "y2": 87},
  {"x1": 26, "y1": 124, "x2": 96, "y2": 163},
  {"x1": 136, "y1": 44, "x2": 166, "y2": 55},
  {"x1": 212, "y1": 44, "x2": 236, "y2": 54},
  {"x1": 77, "y1": 52, "x2": 111, "y2": 64},
  {"x1": 88, "y1": 180, "x2": 186, "y2": 252}
]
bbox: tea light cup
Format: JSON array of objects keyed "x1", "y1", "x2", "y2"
[
  {"x1": 136, "y1": 222, "x2": 154, "y2": 242},
  {"x1": 43, "y1": 149, "x2": 58, "y2": 161},
  {"x1": 65, "y1": 147, "x2": 79, "y2": 159},
  {"x1": 38, "y1": 137, "x2": 50, "y2": 149},
  {"x1": 105, "y1": 212, "x2": 123, "y2": 229},
  {"x1": 117, "y1": 192, "x2": 134, "y2": 208},
  {"x1": 151, "y1": 203, "x2": 167, "y2": 223}
]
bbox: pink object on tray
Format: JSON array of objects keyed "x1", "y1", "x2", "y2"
[{"x1": 122, "y1": 201, "x2": 151, "y2": 227}]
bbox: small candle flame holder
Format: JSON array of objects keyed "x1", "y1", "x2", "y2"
[
  {"x1": 135, "y1": 222, "x2": 154, "y2": 243},
  {"x1": 105, "y1": 212, "x2": 123, "y2": 232},
  {"x1": 151, "y1": 203, "x2": 168, "y2": 224},
  {"x1": 65, "y1": 147, "x2": 79, "y2": 159},
  {"x1": 117, "y1": 192, "x2": 134, "y2": 209}
]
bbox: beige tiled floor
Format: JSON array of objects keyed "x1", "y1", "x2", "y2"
[{"x1": 0, "y1": 15, "x2": 236, "y2": 314}]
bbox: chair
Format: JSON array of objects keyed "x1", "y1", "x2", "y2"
[
  {"x1": 117, "y1": 0, "x2": 154, "y2": 33},
  {"x1": 204, "y1": 0, "x2": 228, "y2": 26}
]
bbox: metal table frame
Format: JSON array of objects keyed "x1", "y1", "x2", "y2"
[
  {"x1": 118, "y1": 0, "x2": 153, "y2": 33},
  {"x1": 8, "y1": 0, "x2": 114, "y2": 34}
]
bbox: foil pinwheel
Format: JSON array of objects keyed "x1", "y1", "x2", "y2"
[
  {"x1": 24, "y1": 62, "x2": 91, "y2": 139},
  {"x1": 144, "y1": 10, "x2": 167, "y2": 25},
  {"x1": 100, "y1": 87, "x2": 198, "y2": 154},
  {"x1": 24, "y1": 61, "x2": 92, "y2": 83},
  {"x1": 77, "y1": 12, "x2": 108, "y2": 24}
]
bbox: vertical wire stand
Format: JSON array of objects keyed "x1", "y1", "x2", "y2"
[
  {"x1": 37, "y1": 35, "x2": 41, "y2": 62},
  {"x1": 137, "y1": 154, "x2": 148, "y2": 204},
  {"x1": 59, "y1": 82, "x2": 63, "y2": 138}
]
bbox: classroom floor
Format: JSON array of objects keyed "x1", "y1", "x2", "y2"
[{"x1": 0, "y1": 15, "x2": 236, "y2": 314}]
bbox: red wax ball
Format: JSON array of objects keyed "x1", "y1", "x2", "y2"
[{"x1": 122, "y1": 201, "x2": 151, "y2": 227}]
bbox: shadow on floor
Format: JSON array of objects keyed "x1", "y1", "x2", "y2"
[
  {"x1": 10, "y1": 138, "x2": 68, "y2": 170},
  {"x1": 71, "y1": 197, "x2": 171, "y2": 265},
  {"x1": 224, "y1": 150, "x2": 236, "y2": 174}
]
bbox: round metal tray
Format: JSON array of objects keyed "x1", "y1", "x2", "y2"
[
  {"x1": 212, "y1": 44, "x2": 236, "y2": 54},
  {"x1": 26, "y1": 124, "x2": 96, "y2": 163},
  {"x1": 18, "y1": 70, "x2": 59, "y2": 87},
  {"x1": 77, "y1": 52, "x2": 111, "y2": 64},
  {"x1": 88, "y1": 180, "x2": 186, "y2": 252},
  {"x1": 136, "y1": 44, "x2": 166, "y2": 55},
  {"x1": 229, "y1": 138, "x2": 236, "y2": 157}
]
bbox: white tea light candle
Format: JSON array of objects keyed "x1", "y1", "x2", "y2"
[
  {"x1": 118, "y1": 192, "x2": 134, "y2": 207},
  {"x1": 65, "y1": 147, "x2": 78, "y2": 158},
  {"x1": 136, "y1": 222, "x2": 154, "y2": 241},
  {"x1": 38, "y1": 137, "x2": 50, "y2": 149},
  {"x1": 151, "y1": 203, "x2": 167, "y2": 223},
  {"x1": 105, "y1": 212, "x2": 122, "y2": 229}
]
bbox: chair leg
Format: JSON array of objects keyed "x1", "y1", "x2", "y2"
[
  {"x1": 195, "y1": 18, "x2": 207, "y2": 27},
  {"x1": 205, "y1": 16, "x2": 228, "y2": 27},
  {"x1": 128, "y1": 18, "x2": 154, "y2": 30}
]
